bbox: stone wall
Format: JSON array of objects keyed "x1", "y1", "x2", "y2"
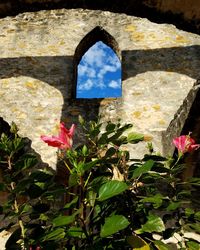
[
  {"x1": 0, "y1": 9, "x2": 200, "y2": 169},
  {"x1": 0, "y1": 0, "x2": 199, "y2": 34}
]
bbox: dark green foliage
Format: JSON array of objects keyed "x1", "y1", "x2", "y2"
[{"x1": 0, "y1": 118, "x2": 200, "y2": 249}]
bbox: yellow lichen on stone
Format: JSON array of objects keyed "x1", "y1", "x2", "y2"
[
  {"x1": 51, "y1": 123, "x2": 60, "y2": 134},
  {"x1": 143, "y1": 106, "x2": 148, "y2": 111},
  {"x1": 34, "y1": 106, "x2": 45, "y2": 113},
  {"x1": 18, "y1": 42, "x2": 26, "y2": 49},
  {"x1": 18, "y1": 113, "x2": 27, "y2": 119},
  {"x1": 132, "y1": 32, "x2": 145, "y2": 41},
  {"x1": 152, "y1": 104, "x2": 161, "y2": 111},
  {"x1": 125, "y1": 24, "x2": 145, "y2": 41},
  {"x1": 132, "y1": 92, "x2": 142, "y2": 96},
  {"x1": 59, "y1": 40, "x2": 65, "y2": 45},
  {"x1": 47, "y1": 45, "x2": 59, "y2": 53},
  {"x1": 24, "y1": 81, "x2": 37, "y2": 89},
  {"x1": 158, "y1": 119, "x2": 166, "y2": 125},
  {"x1": 11, "y1": 107, "x2": 19, "y2": 113},
  {"x1": 125, "y1": 24, "x2": 137, "y2": 32},
  {"x1": 133, "y1": 111, "x2": 141, "y2": 119},
  {"x1": 144, "y1": 134, "x2": 153, "y2": 141},
  {"x1": 175, "y1": 35, "x2": 190, "y2": 44}
]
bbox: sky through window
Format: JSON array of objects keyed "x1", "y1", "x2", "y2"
[{"x1": 77, "y1": 41, "x2": 121, "y2": 98}]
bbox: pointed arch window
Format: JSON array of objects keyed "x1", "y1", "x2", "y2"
[{"x1": 74, "y1": 27, "x2": 121, "y2": 99}]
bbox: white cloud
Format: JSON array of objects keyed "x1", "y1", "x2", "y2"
[
  {"x1": 82, "y1": 42, "x2": 106, "y2": 67},
  {"x1": 78, "y1": 79, "x2": 94, "y2": 91},
  {"x1": 96, "y1": 80, "x2": 106, "y2": 89},
  {"x1": 78, "y1": 64, "x2": 96, "y2": 78},
  {"x1": 77, "y1": 41, "x2": 121, "y2": 96},
  {"x1": 108, "y1": 80, "x2": 121, "y2": 89},
  {"x1": 107, "y1": 55, "x2": 121, "y2": 69},
  {"x1": 97, "y1": 64, "x2": 119, "y2": 79}
]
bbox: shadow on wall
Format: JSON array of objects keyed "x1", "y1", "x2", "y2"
[
  {"x1": 0, "y1": 45, "x2": 200, "y2": 162},
  {"x1": 122, "y1": 45, "x2": 200, "y2": 80},
  {"x1": 0, "y1": 45, "x2": 199, "y2": 121},
  {"x1": 0, "y1": 117, "x2": 49, "y2": 169},
  {"x1": 0, "y1": 117, "x2": 50, "y2": 208},
  {"x1": 180, "y1": 86, "x2": 200, "y2": 179},
  {"x1": 0, "y1": 45, "x2": 199, "y2": 88}
]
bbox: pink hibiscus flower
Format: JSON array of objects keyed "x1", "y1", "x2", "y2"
[
  {"x1": 41, "y1": 123, "x2": 75, "y2": 150},
  {"x1": 173, "y1": 134, "x2": 200, "y2": 155}
]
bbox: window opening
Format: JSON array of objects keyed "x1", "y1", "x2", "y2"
[{"x1": 76, "y1": 41, "x2": 121, "y2": 98}]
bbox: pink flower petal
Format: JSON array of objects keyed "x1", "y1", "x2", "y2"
[
  {"x1": 40, "y1": 135, "x2": 64, "y2": 148},
  {"x1": 41, "y1": 123, "x2": 75, "y2": 150},
  {"x1": 173, "y1": 134, "x2": 200, "y2": 154}
]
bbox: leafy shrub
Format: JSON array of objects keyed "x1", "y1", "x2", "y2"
[{"x1": 0, "y1": 118, "x2": 200, "y2": 249}]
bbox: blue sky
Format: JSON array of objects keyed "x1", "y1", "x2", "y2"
[{"x1": 77, "y1": 41, "x2": 121, "y2": 98}]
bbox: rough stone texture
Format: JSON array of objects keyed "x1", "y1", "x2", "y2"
[
  {"x1": 0, "y1": 231, "x2": 9, "y2": 249},
  {"x1": 0, "y1": 7, "x2": 200, "y2": 250},
  {"x1": 0, "y1": 0, "x2": 199, "y2": 34},
  {"x1": 0, "y1": 9, "x2": 200, "y2": 167}
]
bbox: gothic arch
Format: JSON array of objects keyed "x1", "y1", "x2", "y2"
[{"x1": 73, "y1": 26, "x2": 121, "y2": 98}]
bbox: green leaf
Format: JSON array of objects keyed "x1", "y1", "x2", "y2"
[
  {"x1": 98, "y1": 134, "x2": 108, "y2": 145},
  {"x1": 132, "y1": 160, "x2": 154, "y2": 179},
  {"x1": 100, "y1": 214, "x2": 130, "y2": 237},
  {"x1": 105, "y1": 147, "x2": 116, "y2": 158},
  {"x1": 66, "y1": 227, "x2": 85, "y2": 238},
  {"x1": 64, "y1": 196, "x2": 78, "y2": 209},
  {"x1": 185, "y1": 208, "x2": 194, "y2": 218},
  {"x1": 27, "y1": 184, "x2": 44, "y2": 199},
  {"x1": 10, "y1": 122, "x2": 19, "y2": 134},
  {"x1": 87, "y1": 190, "x2": 97, "y2": 207},
  {"x1": 82, "y1": 145, "x2": 88, "y2": 156},
  {"x1": 39, "y1": 213, "x2": 49, "y2": 221},
  {"x1": 141, "y1": 214, "x2": 165, "y2": 233},
  {"x1": 143, "y1": 154, "x2": 166, "y2": 162},
  {"x1": 90, "y1": 176, "x2": 108, "y2": 192},
  {"x1": 188, "y1": 223, "x2": 200, "y2": 233},
  {"x1": 194, "y1": 211, "x2": 200, "y2": 221},
  {"x1": 127, "y1": 132, "x2": 144, "y2": 144},
  {"x1": 15, "y1": 179, "x2": 31, "y2": 193},
  {"x1": 177, "y1": 190, "x2": 191, "y2": 199},
  {"x1": 78, "y1": 115, "x2": 85, "y2": 125},
  {"x1": 13, "y1": 137, "x2": 23, "y2": 151},
  {"x1": 141, "y1": 194, "x2": 164, "y2": 209},
  {"x1": 154, "y1": 240, "x2": 172, "y2": 250},
  {"x1": 127, "y1": 235, "x2": 150, "y2": 250},
  {"x1": 14, "y1": 153, "x2": 37, "y2": 171},
  {"x1": 43, "y1": 228, "x2": 65, "y2": 241},
  {"x1": 98, "y1": 180, "x2": 128, "y2": 201},
  {"x1": 82, "y1": 159, "x2": 99, "y2": 173},
  {"x1": 19, "y1": 204, "x2": 32, "y2": 215},
  {"x1": 167, "y1": 201, "x2": 181, "y2": 211},
  {"x1": 53, "y1": 215, "x2": 76, "y2": 227},
  {"x1": 68, "y1": 173, "x2": 79, "y2": 187},
  {"x1": 53, "y1": 209, "x2": 81, "y2": 227},
  {"x1": 29, "y1": 169, "x2": 53, "y2": 182},
  {"x1": 106, "y1": 123, "x2": 116, "y2": 132},
  {"x1": 186, "y1": 240, "x2": 200, "y2": 250}
]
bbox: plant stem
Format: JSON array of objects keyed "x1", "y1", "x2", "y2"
[
  {"x1": 8, "y1": 151, "x2": 26, "y2": 250},
  {"x1": 64, "y1": 161, "x2": 73, "y2": 174}
]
